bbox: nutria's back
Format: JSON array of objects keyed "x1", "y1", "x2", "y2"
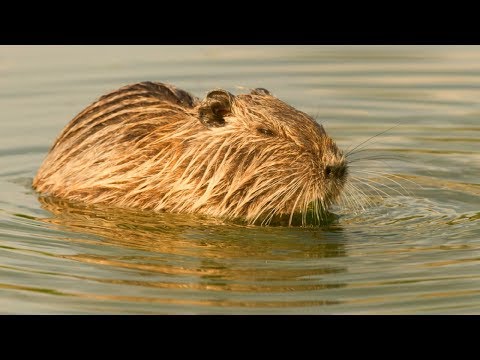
[{"x1": 33, "y1": 81, "x2": 348, "y2": 226}]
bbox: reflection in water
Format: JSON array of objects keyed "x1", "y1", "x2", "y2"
[{"x1": 35, "y1": 195, "x2": 347, "y2": 308}]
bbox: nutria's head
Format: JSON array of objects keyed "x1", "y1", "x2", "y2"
[
  {"x1": 175, "y1": 87, "x2": 348, "y2": 224},
  {"x1": 33, "y1": 82, "x2": 348, "y2": 226}
]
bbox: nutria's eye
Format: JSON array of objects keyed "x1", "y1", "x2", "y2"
[{"x1": 257, "y1": 127, "x2": 275, "y2": 137}]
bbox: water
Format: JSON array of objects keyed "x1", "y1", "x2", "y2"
[{"x1": 1, "y1": 45, "x2": 479, "y2": 314}]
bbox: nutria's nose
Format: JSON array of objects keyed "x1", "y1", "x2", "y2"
[{"x1": 324, "y1": 162, "x2": 347, "y2": 179}]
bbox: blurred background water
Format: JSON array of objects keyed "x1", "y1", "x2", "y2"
[{"x1": 0, "y1": 45, "x2": 479, "y2": 314}]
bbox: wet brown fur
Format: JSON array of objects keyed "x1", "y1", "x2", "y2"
[{"x1": 33, "y1": 82, "x2": 348, "y2": 226}]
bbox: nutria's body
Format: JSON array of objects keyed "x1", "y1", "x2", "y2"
[{"x1": 33, "y1": 82, "x2": 348, "y2": 225}]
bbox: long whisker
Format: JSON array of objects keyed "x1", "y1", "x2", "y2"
[
  {"x1": 340, "y1": 185, "x2": 362, "y2": 212},
  {"x1": 340, "y1": 183, "x2": 363, "y2": 211},
  {"x1": 348, "y1": 156, "x2": 419, "y2": 173},
  {"x1": 353, "y1": 170, "x2": 413, "y2": 196},
  {"x1": 344, "y1": 122, "x2": 403, "y2": 157},
  {"x1": 353, "y1": 175, "x2": 406, "y2": 198},
  {"x1": 350, "y1": 176, "x2": 395, "y2": 200},
  {"x1": 353, "y1": 170, "x2": 422, "y2": 192},
  {"x1": 347, "y1": 152, "x2": 413, "y2": 164},
  {"x1": 344, "y1": 182, "x2": 371, "y2": 210},
  {"x1": 348, "y1": 159, "x2": 398, "y2": 171},
  {"x1": 349, "y1": 182, "x2": 375, "y2": 208}
]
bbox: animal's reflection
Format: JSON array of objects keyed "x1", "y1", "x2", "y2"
[{"x1": 37, "y1": 195, "x2": 347, "y2": 299}]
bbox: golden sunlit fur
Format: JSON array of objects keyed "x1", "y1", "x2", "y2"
[{"x1": 33, "y1": 82, "x2": 348, "y2": 226}]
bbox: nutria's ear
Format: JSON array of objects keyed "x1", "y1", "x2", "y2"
[
  {"x1": 251, "y1": 88, "x2": 271, "y2": 96},
  {"x1": 198, "y1": 89, "x2": 234, "y2": 128}
]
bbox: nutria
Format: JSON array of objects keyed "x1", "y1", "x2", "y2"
[{"x1": 33, "y1": 81, "x2": 348, "y2": 226}]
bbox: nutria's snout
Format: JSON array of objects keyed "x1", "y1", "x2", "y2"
[
  {"x1": 33, "y1": 81, "x2": 348, "y2": 226},
  {"x1": 315, "y1": 138, "x2": 348, "y2": 207},
  {"x1": 321, "y1": 138, "x2": 348, "y2": 177},
  {"x1": 324, "y1": 162, "x2": 347, "y2": 179}
]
